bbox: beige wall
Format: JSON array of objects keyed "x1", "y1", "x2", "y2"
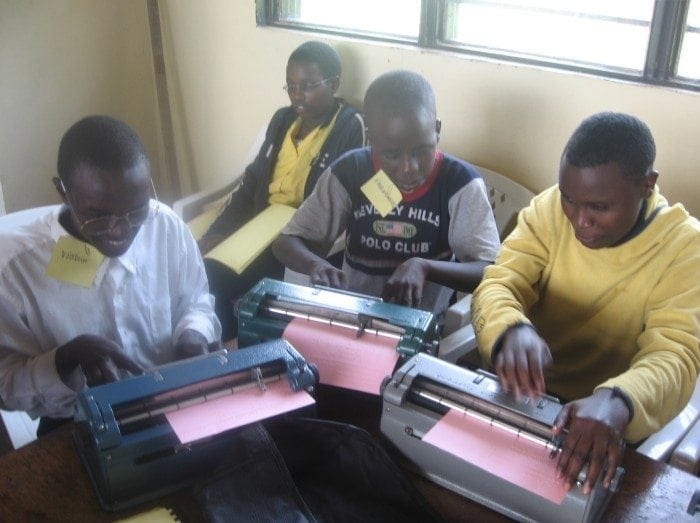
[
  {"x1": 163, "y1": 0, "x2": 700, "y2": 217},
  {"x1": 0, "y1": 0, "x2": 161, "y2": 213},
  {"x1": 2, "y1": 1, "x2": 698, "y2": 217}
]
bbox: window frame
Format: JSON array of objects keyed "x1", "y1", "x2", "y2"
[{"x1": 256, "y1": 0, "x2": 699, "y2": 92}]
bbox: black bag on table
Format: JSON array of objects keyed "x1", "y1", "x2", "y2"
[{"x1": 195, "y1": 417, "x2": 441, "y2": 522}]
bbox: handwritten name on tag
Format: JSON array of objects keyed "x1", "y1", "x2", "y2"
[
  {"x1": 45, "y1": 236, "x2": 104, "y2": 287},
  {"x1": 360, "y1": 170, "x2": 403, "y2": 218}
]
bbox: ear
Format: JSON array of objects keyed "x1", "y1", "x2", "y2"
[
  {"x1": 435, "y1": 118, "x2": 442, "y2": 143},
  {"x1": 643, "y1": 170, "x2": 659, "y2": 197},
  {"x1": 329, "y1": 75, "x2": 340, "y2": 94},
  {"x1": 53, "y1": 177, "x2": 68, "y2": 204}
]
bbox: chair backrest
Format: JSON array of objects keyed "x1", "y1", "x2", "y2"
[
  {"x1": 0, "y1": 205, "x2": 59, "y2": 233},
  {"x1": 636, "y1": 376, "x2": 700, "y2": 474},
  {"x1": 0, "y1": 179, "x2": 6, "y2": 216},
  {"x1": 441, "y1": 167, "x2": 534, "y2": 355},
  {"x1": 173, "y1": 124, "x2": 267, "y2": 224},
  {"x1": 0, "y1": 204, "x2": 56, "y2": 448},
  {"x1": 475, "y1": 166, "x2": 535, "y2": 241}
]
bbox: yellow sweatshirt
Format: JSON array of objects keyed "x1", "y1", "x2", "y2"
[{"x1": 472, "y1": 185, "x2": 700, "y2": 442}]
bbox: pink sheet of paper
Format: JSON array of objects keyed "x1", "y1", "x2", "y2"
[
  {"x1": 166, "y1": 377, "x2": 315, "y2": 444},
  {"x1": 422, "y1": 407, "x2": 568, "y2": 505},
  {"x1": 282, "y1": 317, "x2": 400, "y2": 395}
]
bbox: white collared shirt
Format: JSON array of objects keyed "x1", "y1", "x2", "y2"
[{"x1": 0, "y1": 202, "x2": 221, "y2": 418}]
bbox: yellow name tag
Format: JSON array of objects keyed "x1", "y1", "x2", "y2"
[
  {"x1": 360, "y1": 170, "x2": 402, "y2": 218},
  {"x1": 45, "y1": 236, "x2": 105, "y2": 287}
]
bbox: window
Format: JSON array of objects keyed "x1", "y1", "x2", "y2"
[
  {"x1": 256, "y1": 0, "x2": 700, "y2": 91},
  {"x1": 677, "y1": 0, "x2": 700, "y2": 79},
  {"x1": 442, "y1": 1, "x2": 653, "y2": 73},
  {"x1": 273, "y1": 0, "x2": 421, "y2": 40}
]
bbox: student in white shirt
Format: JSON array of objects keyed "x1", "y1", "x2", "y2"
[{"x1": 0, "y1": 115, "x2": 221, "y2": 435}]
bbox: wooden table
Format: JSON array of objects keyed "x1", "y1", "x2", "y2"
[{"x1": 0, "y1": 395, "x2": 698, "y2": 522}]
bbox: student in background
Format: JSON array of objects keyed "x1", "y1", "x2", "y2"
[
  {"x1": 472, "y1": 112, "x2": 700, "y2": 494},
  {"x1": 200, "y1": 40, "x2": 366, "y2": 341},
  {"x1": 273, "y1": 69, "x2": 500, "y2": 318},
  {"x1": 0, "y1": 115, "x2": 221, "y2": 435}
]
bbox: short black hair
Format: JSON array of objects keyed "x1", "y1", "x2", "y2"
[
  {"x1": 563, "y1": 112, "x2": 656, "y2": 179},
  {"x1": 57, "y1": 115, "x2": 148, "y2": 184},
  {"x1": 287, "y1": 40, "x2": 342, "y2": 78},
  {"x1": 363, "y1": 70, "x2": 436, "y2": 122}
]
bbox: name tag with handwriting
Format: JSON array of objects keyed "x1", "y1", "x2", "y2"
[
  {"x1": 360, "y1": 170, "x2": 402, "y2": 218},
  {"x1": 45, "y1": 236, "x2": 105, "y2": 287}
]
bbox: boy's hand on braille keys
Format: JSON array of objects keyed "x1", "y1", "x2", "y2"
[
  {"x1": 495, "y1": 324, "x2": 552, "y2": 401},
  {"x1": 309, "y1": 261, "x2": 347, "y2": 290},
  {"x1": 56, "y1": 335, "x2": 143, "y2": 387},
  {"x1": 383, "y1": 258, "x2": 428, "y2": 307}
]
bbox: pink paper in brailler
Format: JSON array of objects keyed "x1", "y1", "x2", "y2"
[
  {"x1": 166, "y1": 378, "x2": 315, "y2": 444},
  {"x1": 423, "y1": 407, "x2": 568, "y2": 505},
  {"x1": 282, "y1": 317, "x2": 400, "y2": 395}
]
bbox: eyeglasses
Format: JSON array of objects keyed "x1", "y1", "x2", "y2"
[
  {"x1": 282, "y1": 77, "x2": 334, "y2": 95},
  {"x1": 60, "y1": 178, "x2": 159, "y2": 236}
]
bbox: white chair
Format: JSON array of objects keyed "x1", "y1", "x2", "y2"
[
  {"x1": 636, "y1": 377, "x2": 700, "y2": 475},
  {"x1": 0, "y1": 204, "x2": 59, "y2": 449},
  {"x1": 173, "y1": 125, "x2": 266, "y2": 237},
  {"x1": 0, "y1": 205, "x2": 58, "y2": 233},
  {"x1": 0, "y1": 410, "x2": 40, "y2": 450},
  {"x1": 0, "y1": 178, "x2": 6, "y2": 216},
  {"x1": 439, "y1": 166, "x2": 534, "y2": 364}
]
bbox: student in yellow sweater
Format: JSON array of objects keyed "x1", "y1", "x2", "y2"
[{"x1": 472, "y1": 112, "x2": 699, "y2": 495}]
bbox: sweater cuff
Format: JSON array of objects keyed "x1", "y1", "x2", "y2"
[
  {"x1": 611, "y1": 386, "x2": 635, "y2": 422},
  {"x1": 596, "y1": 385, "x2": 634, "y2": 423}
]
